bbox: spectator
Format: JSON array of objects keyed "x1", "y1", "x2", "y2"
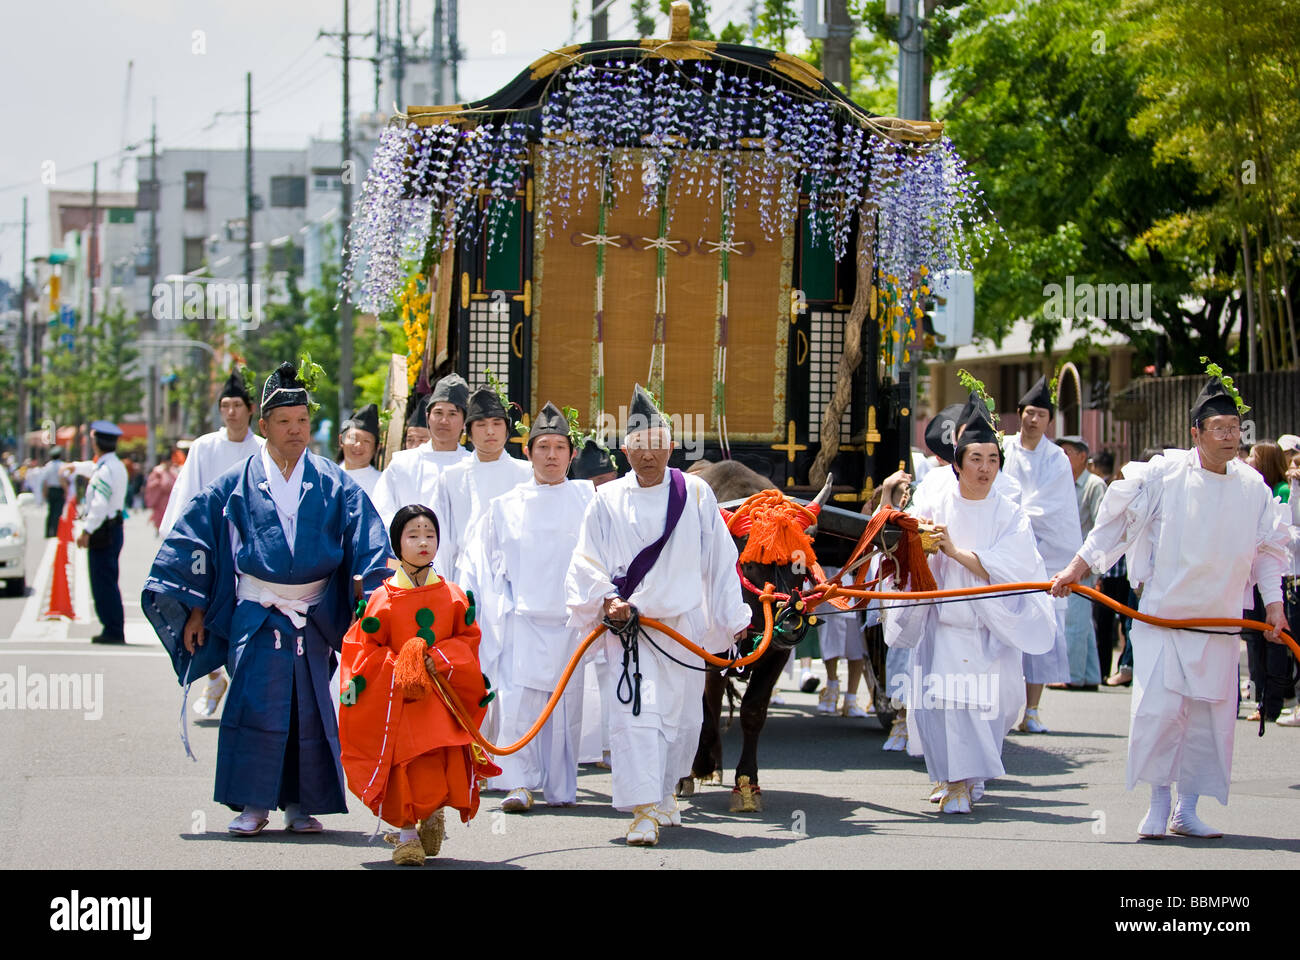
[
  {"x1": 43, "y1": 447, "x2": 68, "y2": 538},
  {"x1": 1242, "y1": 441, "x2": 1294, "y2": 723},
  {"x1": 143, "y1": 451, "x2": 180, "y2": 536},
  {"x1": 1279, "y1": 449, "x2": 1300, "y2": 726}
]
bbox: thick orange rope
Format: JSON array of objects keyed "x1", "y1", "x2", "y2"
[
  {"x1": 805, "y1": 579, "x2": 1300, "y2": 660},
  {"x1": 436, "y1": 586, "x2": 779, "y2": 757}
]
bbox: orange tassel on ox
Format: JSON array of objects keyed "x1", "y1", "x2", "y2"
[
  {"x1": 394, "y1": 637, "x2": 435, "y2": 700},
  {"x1": 728, "y1": 490, "x2": 819, "y2": 568}
]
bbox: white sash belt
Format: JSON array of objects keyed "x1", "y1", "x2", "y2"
[{"x1": 236, "y1": 574, "x2": 329, "y2": 629}]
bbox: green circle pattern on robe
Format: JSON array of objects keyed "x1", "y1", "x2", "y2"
[
  {"x1": 360, "y1": 616, "x2": 381, "y2": 634},
  {"x1": 415, "y1": 608, "x2": 435, "y2": 627}
]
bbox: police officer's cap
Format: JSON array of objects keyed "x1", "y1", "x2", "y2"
[{"x1": 90, "y1": 420, "x2": 124, "y2": 437}]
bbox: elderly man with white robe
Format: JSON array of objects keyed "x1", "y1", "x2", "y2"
[
  {"x1": 476, "y1": 402, "x2": 596, "y2": 812},
  {"x1": 884, "y1": 398, "x2": 1055, "y2": 813},
  {"x1": 1002, "y1": 375, "x2": 1081, "y2": 732},
  {"x1": 371, "y1": 374, "x2": 472, "y2": 529},
  {"x1": 1051, "y1": 373, "x2": 1290, "y2": 839},
  {"x1": 157, "y1": 365, "x2": 264, "y2": 718},
  {"x1": 566, "y1": 385, "x2": 752, "y2": 846}
]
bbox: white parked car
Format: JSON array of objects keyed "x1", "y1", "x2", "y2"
[{"x1": 0, "y1": 468, "x2": 32, "y2": 596}]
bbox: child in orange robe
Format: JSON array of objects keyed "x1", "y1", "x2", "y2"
[{"x1": 339, "y1": 503, "x2": 501, "y2": 865}]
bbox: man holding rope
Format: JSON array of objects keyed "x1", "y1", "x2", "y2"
[
  {"x1": 566, "y1": 385, "x2": 751, "y2": 846},
  {"x1": 1051, "y1": 372, "x2": 1289, "y2": 839}
]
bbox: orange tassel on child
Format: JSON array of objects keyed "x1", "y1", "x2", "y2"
[{"x1": 393, "y1": 637, "x2": 435, "y2": 700}]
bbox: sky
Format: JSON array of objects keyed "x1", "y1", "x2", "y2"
[{"x1": 0, "y1": 0, "x2": 781, "y2": 286}]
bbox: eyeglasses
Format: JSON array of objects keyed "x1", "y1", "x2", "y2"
[{"x1": 1199, "y1": 425, "x2": 1241, "y2": 440}]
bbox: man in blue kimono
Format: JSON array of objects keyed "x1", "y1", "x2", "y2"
[{"x1": 142, "y1": 360, "x2": 392, "y2": 836}]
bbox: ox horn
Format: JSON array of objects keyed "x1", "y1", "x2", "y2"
[{"x1": 804, "y1": 472, "x2": 833, "y2": 534}]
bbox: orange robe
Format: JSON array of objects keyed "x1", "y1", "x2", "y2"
[{"x1": 339, "y1": 572, "x2": 500, "y2": 826}]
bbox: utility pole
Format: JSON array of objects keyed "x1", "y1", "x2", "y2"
[
  {"x1": 147, "y1": 103, "x2": 158, "y2": 468},
  {"x1": 18, "y1": 197, "x2": 28, "y2": 463},
  {"x1": 245, "y1": 72, "x2": 254, "y2": 295},
  {"x1": 823, "y1": 0, "x2": 855, "y2": 95},
  {"x1": 592, "y1": 0, "x2": 608, "y2": 41},
  {"x1": 88, "y1": 161, "x2": 98, "y2": 330},
  {"x1": 374, "y1": 0, "x2": 383, "y2": 111},
  {"x1": 895, "y1": 0, "x2": 926, "y2": 122},
  {"x1": 394, "y1": 0, "x2": 405, "y2": 110},
  {"x1": 447, "y1": 0, "x2": 459, "y2": 102},
  {"x1": 432, "y1": 0, "x2": 445, "y2": 104},
  {"x1": 340, "y1": 0, "x2": 355, "y2": 419}
]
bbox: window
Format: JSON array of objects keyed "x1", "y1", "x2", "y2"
[
  {"x1": 137, "y1": 180, "x2": 159, "y2": 211},
  {"x1": 467, "y1": 301, "x2": 511, "y2": 397},
  {"x1": 807, "y1": 309, "x2": 850, "y2": 444},
  {"x1": 268, "y1": 244, "x2": 304, "y2": 273},
  {"x1": 270, "y1": 176, "x2": 306, "y2": 208},
  {"x1": 184, "y1": 171, "x2": 206, "y2": 210},
  {"x1": 312, "y1": 175, "x2": 341, "y2": 191},
  {"x1": 183, "y1": 238, "x2": 205, "y2": 274}
]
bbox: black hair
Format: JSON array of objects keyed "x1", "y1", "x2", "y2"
[
  {"x1": 93, "y1": 433, "x2": 118, "y2": 453},
  {"x1": 1092, "y1": 450, "x2": 1115, "y2": 473},
  {"x1": 389, "y1": 504, "x2": 440, "y2": 557},
  {"x1": 954, "y1": 441, "x2": 1003, "y2": 470},
  {"x1": 526, "y1": 432, "x2": 574, "y2": 454}
]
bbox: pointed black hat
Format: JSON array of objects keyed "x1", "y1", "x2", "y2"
[
  {"x1": 1017, "y1": 374, "x2": 1055, "y2": 416},
  {"x1": 571, "y1": 437, "x2": 618, "y2": 480},
  {"x1": 626, "y1": 383, "x2": 670, "y2": 438},
  {"x1": 428, "y1": 373, "x2": 470, "y2": 415},
  {"x1": 955, "y1": 392, "x2": 1002, "y2": 459},
  {"x1": 527, "y1": 401, "x2": 570, "y2": 445},
  {"x1": 924, "y1": 403, "x2": 963, "y2": 462},
  {"x1": 219, "y1": 365, "x2": 252, "y2": 404},
  {"x1": 1190, "y1": 378, "x2": 1241, "y2": 424},
  {"x1": 407, "y1": 394, "x2": 429, "y2": 430},
  {"x1": 466, "y1": 386, "x2": 509, "y2": 426},
  {"x1": 261, "y1": 361, "x2": 310, "y2": 413},
  {"x1": 342, "y1": 403, "x2": 380, "y2": 441}
]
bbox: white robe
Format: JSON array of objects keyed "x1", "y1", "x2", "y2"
[
  {"x1": 565, "y1": 469, "x2": 752, "y2": 810},
  {"x1": 1002, "y1": 433, "x2": 1081, "y2": 683},
  {"x1": 342, "y1": 464, "x2": 381, "y2": 501},
  {"x1": 1077, "y1": 447, "x2": 1289, "y2": 802},
  {"x1": 478, "y1": 477, "x2": 596, "y2": 803},
  {"x1": 884, "y1": 484, "x2": 1055, "y2": 784},
  {"x1": 370, "y1": 443, "x2": 471, "y2": 529},
  {"x1": 431, "y1": 453, "x2": 533, "y2": 582},
  {"x1": 889, "y1": 464, "x2": 1024, "y2": 706},
  {"x1": 158, "y1": 427, "x2": 264, "y2": 538}
]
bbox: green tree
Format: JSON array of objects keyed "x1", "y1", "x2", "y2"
[
  {"x1": 234, "y1": 231, "x2": 404, "y2": 445},
  {"x1": 632, "y1": 0, "x2": 657, "y2": 37},
  {"x1": 1125, "y1": 0, "x2": 1300, "y2": 370},
  {"x1": 936, "y1": 0, "x2": 1232, "y2": 372}
]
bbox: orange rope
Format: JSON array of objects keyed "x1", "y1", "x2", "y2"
[
  {"x1": 434, "y1": 576, "x2": 1296, "y2": 758},
  {"x1": 804, "y1": 579, "x2": 1300, "y2": 660},
  {"x1": 439, "y1": 585, "x2": 779, "y2": 757}
]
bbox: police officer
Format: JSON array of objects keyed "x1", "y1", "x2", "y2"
[{"x1": 64, "y1": 422, "x2": 129, "y2": 644}]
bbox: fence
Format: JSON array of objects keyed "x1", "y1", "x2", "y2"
[{"x1": 1111, "y1": 371, "x2": 1300, "y2": 460}]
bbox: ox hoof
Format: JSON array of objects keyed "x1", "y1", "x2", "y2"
[
  {"x1": 676, "y1": 777, "x2": 695, "y2": 798},
  {"x1": 729, "y1": 775, "x2": 763, "y2": 813}
]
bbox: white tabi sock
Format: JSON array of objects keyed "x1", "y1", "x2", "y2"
[
  {"x1": 1172, "y1": 788, "x2": 1222, "y2": 837},
  {"x1": 242, "y1": 805, "x2": 270, "y2": 821},
  {"x1": 399, "y1": 826, "x2": 419, "y2": 843},
  {"x1": 1139, "y1": 784, "x2": 1171, "y2": 837}
]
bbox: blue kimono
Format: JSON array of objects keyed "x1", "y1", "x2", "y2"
[{"x1": 143, "y1": 451, "x2": 392, "y2": 815}]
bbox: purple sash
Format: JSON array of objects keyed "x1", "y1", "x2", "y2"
[{"x1": 612, "y1": 468, "x2": 686, "y2": 601}]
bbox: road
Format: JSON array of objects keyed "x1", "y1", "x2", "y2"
[{"x1": 1, "y1": 508, "x2": 1297, "y2": 870}]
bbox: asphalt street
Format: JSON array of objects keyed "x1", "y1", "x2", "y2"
[{"x1": 1, "y1": 505, "x2": 1298, "y2": 870}]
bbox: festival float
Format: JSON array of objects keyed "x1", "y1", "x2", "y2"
[{"x1": 346, "y1": 0, "x2": 992, "y2": 501}]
